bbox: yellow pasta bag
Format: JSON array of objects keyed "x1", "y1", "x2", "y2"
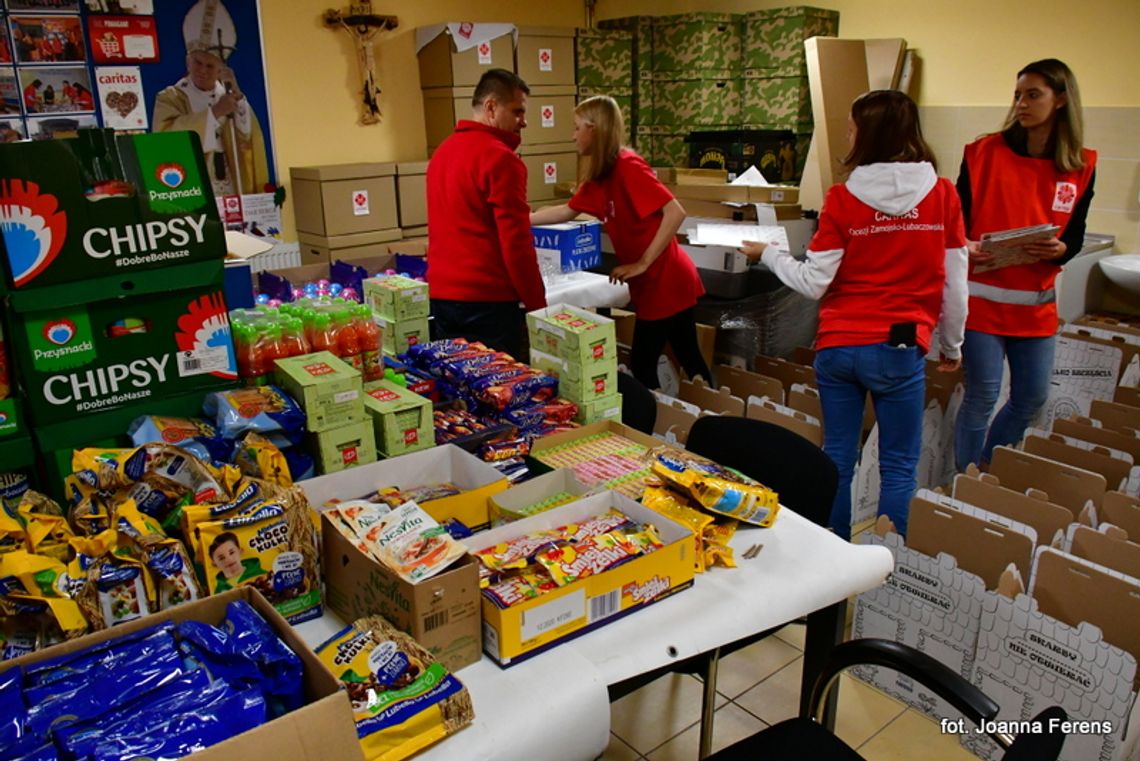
[
  {"x1": 0, "y1": 550, "x2": 88, "y2": 637},
  {"x1": 233, "y1": 433, "x2": 293, "y2": 487},
  {"x1": 641, "y1": 485, "x2": 714, "y2": 572}
]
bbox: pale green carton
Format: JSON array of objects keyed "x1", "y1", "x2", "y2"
[
  {"x1": 649, "y1": 13, "x2": 742, "y2": 73},
  {"x1": 362, "y1": 379, "x2": 434, "y2": 457},
  {"x1": 575, "y1": 28, "x2": 633, "y2": 88},
  {"x1": 273, "y1": 351, "x2": 364, "y2": 433},
  {"x1": 308, "y1": 420, "x2": 377, "y2": 475},
  {"x1": 572, "y1": 393, "x2": 623, "y2": 424},
  {"x1": 377, "y1": 316, "x2": 430, "y2": 357},
  {"x1": 649, "y1": 71, "x2": 742, "y2": 127},
  {"x1": 526, "y1": 304, "x2": 616, "y2": 371},
  {"x1": 742, "y1": 6, "x2": 840, "y2": 76},
  {"x1": 529, "y1": 348, "x2": 619, "y2": 404},
  {"x1": 741, "y1": 73, "x2": 813, "y2": 130},
  {"x1": 363, "y1": 274, "x2": 430, "y2": 321}
]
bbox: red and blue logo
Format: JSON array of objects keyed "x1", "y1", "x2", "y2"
[
  {"x1": 0, "y1": 179, "x2": 68, "y2": 287},
  {"x1": 156, "y1": 163, "x2": 187, "y2": 189},
  {"x1": 42, "y1": 318, "x2": 78, "y2": 346},
  {"x1": 175, "y1": 292, "x2": 237, "y2": 380},
  {"x1": 0, "y1": 411, "x2": 8, "y2": 425}
]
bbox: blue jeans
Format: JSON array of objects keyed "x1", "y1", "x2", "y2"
[
  {"x1": 814, "y1": 344, "x2": 926, "y2": 540},
  {"x1": 954, "y1": 330, "x2": 1056, "y2": 471}
]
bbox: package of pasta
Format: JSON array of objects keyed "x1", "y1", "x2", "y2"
[
  {"x1": 371, "y1": 503, "x2": 467, "y2": 584},
  {"x1": 0, "y1": 551, "x2": 88, "y2": 639},
  {"x1": 233, "y1": 432, "x2": 293, "y2": 488},
  {"x1": 650, "y1": 453, "x2": 780, "y2": 527},
  {"x1": 316, "y1": 615, "x2": 473, "y2": 761},
  {"x1": 70, "y1": 532, "x2": 156, "y2": 630},
  {"x1": 127, "y1": 415, "x2": 232, "y2": 464}
]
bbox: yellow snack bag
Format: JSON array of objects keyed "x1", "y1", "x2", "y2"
[
  {"x1": 703, "y1": 521, "x2": 738, "y2": 569},
  {"x1": 233, "y1": 432, "x2": 293, "y2": 487},
  {"x1": 69, "y1": 529, "x2": 156, "y2": 629},
  {"x1": 113, "y1": 500, "x2": 202, "y2": 611},
  {"x1": 0, "y1": 550, "x2": 88, "y2": 637},
  {"x1": 0, "y1": 511, "x2": 26, "y2": 554},
  {"x1": 18, "y1": 494, "x2": 74, "y2": 562},
  {"x1": 650, "y1": 454, "x2": 780, "y2": 527},
  {"x1": 641, "y1": 485, "x2": 714, "y2": 572}
]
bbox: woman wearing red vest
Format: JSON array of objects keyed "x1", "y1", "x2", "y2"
[
  {"x1": 953, "y1": 59, "x2": 1096, "y2": 471},
  {"x1": 742, "y1": 91, "x2": 968, "y2": 538},
  {"x1": 530, "y1": 96, "x2": 711, "y2": 390}
]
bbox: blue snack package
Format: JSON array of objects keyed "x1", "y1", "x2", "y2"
[
  {"x1": 0, "y1": 666, "x2": 28, "y2": 754},
  {"x1": 126, "y1": 416, "x2": 231, "y2": 464},
  {"x1": 10, "y1": 742, "x2": 58, "y2": 761},
  {"x1": 202, "y1": 386, "x2": 306, "y2": 440},
  {"x1": 176, "y1": 621, "x2": 262, "y2": 688},
  {"x1": 282, "y1": 448, "x2": 315, "y2": 482},
  {"x1": 441, "y1": 518, "x2": 473, "y2": 540},
  {"x1": 24, "y1": 624, "x2": 173, "y2": 689},
  {"x1": 224, "y1": 600, "x2": 304, "y2": 714}
]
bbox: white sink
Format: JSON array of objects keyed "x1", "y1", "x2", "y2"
[{"x1": 1099, "y1": 254, "x2": 1140, "y2": 294}]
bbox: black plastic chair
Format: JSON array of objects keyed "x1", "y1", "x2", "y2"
[
  {"x1": 617, "y1": 370, "x2": 656, "y2": 435},
  {"x1": 706, "y1": 638, "x2": 1068, "y2": 761}
]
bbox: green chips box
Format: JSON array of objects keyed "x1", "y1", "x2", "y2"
[
  {"x1": 529, "y1": 348, "x2": 618, "y2": 404},
  {"x1": 7, "y1": 285, "x2": 236, "y2": 427},
  {"x1": 527, "y1": 304, "x2": 617, "y2": 371},
  {"x1": 376, "y1": 316, "x2": 430, "y2": 357},
  {"x1": 309, "y1": 420, "x2": 378, "y2": 475},
  {"x1": 362, "y1": 379, "x2": 433, "y2": 457},
  {"x1": 363, "y1": 274, "x2": 429, "y2": 321},
  {"x1": 0, "y1": 397, "x2": 23, "y2": 440},
  {"x1": 273, "y1": 351, "x2": 364, "y2": 433},
  {"x1": 0, "y1": 129, "x2": 225, "y2": 310}
]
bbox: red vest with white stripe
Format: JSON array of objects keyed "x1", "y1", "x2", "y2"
[{"x1": 964, "y1": 133, "x2": 1096, "y2": 337}]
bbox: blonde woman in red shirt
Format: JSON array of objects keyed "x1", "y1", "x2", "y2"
[
  {"x1": 530, "y1": 95, "x2": 711, "y2": 389},
  {"x1": 742, "y1": 90, "x2": 968, "y2": 538}
]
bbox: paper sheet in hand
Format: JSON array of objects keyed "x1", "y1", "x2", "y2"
[
  {"x1": 975, "y1": 224, "x2": 1060, "y2": 273},
  {"x1": 692, "y1": 223, "x2": 790, "y2": 252}
]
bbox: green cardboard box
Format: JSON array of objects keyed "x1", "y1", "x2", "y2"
[
  {"x1": 0, "y1": 129, "x2": 225, "y2": 310},
  {"x1": 0, "y1": 397, "x2": 22, "y2": 440},
  {"x1": 572, "y1": 393, "x2": 623, "y2": 424},
  {"x1": 575, "y1": 28, "x2": 634, "y2": 88},
  {"x1": 8, "y1": 284, "x2": 236, "y2": 427},
  {"x1": 308, "y1": 420, "x2": 377, "y2": 475},
  {"x1": 650, "y1": 13, "x2": 742, "y2": 73},
  {"x1": 363, "y1": 275, "x2": 430, "y2": 321},
  {"x1": 362, "y1": 379, "x2": 433, "y2": 457},
  {"x1": 742, "y1": 6, "x2": 840, "y2": 75},
  {"x1": 741, "y1": 73, "x2": 813, "y2": 130},
  {"x1": 377, "y1": 316, "x2": 430, "y2": 357},
  {"x1": 274, "y1": 351, "x2": 364, "y2": 433},
  {"x1": 648, "y1": 71, "x2": 742, "y2": 127},
  {"x1": 529, "y1": 349, "x2": 618, "y2": 404},
  {"x1": 526, "y1": 304, "x2": 617, "y2": 371}
]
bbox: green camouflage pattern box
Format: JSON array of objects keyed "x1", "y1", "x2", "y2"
[
  {"x1": 0, "y1": 397, "x2": 23, "y2": 439},
  {"x1": 377, "y1": 316, "x2": 430, "y2": 357},
  {"x1": 529, "y1": 348, "x2": 618, "y2": 404},
  {"x1": 362, "y1": 379, "x2": 433, "y2": 457},
  {"x1": 526, "y1": 304, "x2": 616, "y2": 371},
  {"x1": 575, "y1": 28, "x2": 633, "y2": 88},
  {"x1": 741, "y1": 73, "x2": 813, "y2": 130},
  {"x1": 8, "y1": 285, "x2": 236, "y2": 427},
  {"x1": 577, "y1": 87, "x2": 633, "y2": 145},
  {"x1": 273, "y1": 351, "x2": 364, "y2": 433},
  {"x1": 0, "y1": 129, "x2": 225, "y2": 311},
  {"x1": 363, "y1": 274, "x2": 429, "y2": 321},
  {"x1": 597, "y1": 15, "x2": 654, "y2": 76},
  {"x1": 648, "y1": 71, "x2": 742, "y2": 127},
  {"x1": 742, "y1": 6, "x2": 840, "y2": 75},
  {"x1": 650, "y1": 13, "x2": 742, "y2": 73},
  {"x1": 572, "y1": 393, "x2": 623, "y2": 424},
  {"x1": 309, "y1": 419, "x2": 377, "y2": 475}
]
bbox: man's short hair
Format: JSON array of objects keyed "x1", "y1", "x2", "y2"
[{"x1": 472, "y1": 69, "x2": 529, "y2": 109}]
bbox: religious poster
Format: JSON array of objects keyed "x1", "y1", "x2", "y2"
[
  {"x1": 87, "y1": 13, "x2": 158, "y2": 62},
  {"x1": 93, "y1": 64, "x2": 143, "y2": 129},
  {"x1": 18, "y1": 64, "x2": 91, "y2": 113},
  {"x1": 9, "y1": 14, "x2": 85, "y2": 63},
  {"x1": 84, "y1": 0, "x2": 153, "y2": 13}
]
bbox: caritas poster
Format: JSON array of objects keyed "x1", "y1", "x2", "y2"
[{"x1": 94, "y1": 65, "x2": 146, "y2": 130}]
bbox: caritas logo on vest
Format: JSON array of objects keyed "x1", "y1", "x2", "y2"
[{"x1": 1052, "y1": 182, "x2": 1078, "y2": 213}]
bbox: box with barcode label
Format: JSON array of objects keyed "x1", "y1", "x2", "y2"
[
  {"x1": 466, "y1": 490, "x2": 696, "y2": 667},
  {"x1": 7, "y1": 283, "x2": 236, "y2": 427},
  {"x1": 526, "y1": 303, "x2": 616, "y2": 372},
  {"x1": 273, "y1": 351, "x2": 364, "y2": 433}
]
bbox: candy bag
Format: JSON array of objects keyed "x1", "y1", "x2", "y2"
[
  {"x1": 202, "y1": 385, "x2": 306, "y2": 439},
  {"x1": 127, "y1": 415, "x2": 231, "y2": 463},
  {"x1": 232, "y1": 432, "x2": 293, "y2": 487}
]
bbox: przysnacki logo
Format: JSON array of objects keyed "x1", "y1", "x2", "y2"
[
  {"x1": 42, "y1": 318, "x2": 77, "y2": 346},
  {"x1": 156, "y1": 163, "x2": 186, "y2": 189},
  {"x1": 0, "y1": 179, "x2": 68, "y2": 287},
  {"x1": 174, "y1": 291, "x2": 236, "y2": 379},
  {"x1": 28, "y1": 310, "x2": 96, "y2": 372}
]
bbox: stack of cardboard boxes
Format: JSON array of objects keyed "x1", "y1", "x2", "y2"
[
  {"x1": 0, "y1": 129, "x2": 238, "y2": 496},
  {"x1": 362, "y1": 273, "x2": 430, "y2": 357},
  {"x1": 361, "y1": 378, "x2": 434, "y2": 459},
  {"x1": 527, "y1": 304, "x2": 620, "y2": 424},
  {"x1": 574, "y1": 27, "x2": 635, "y2": 146},
  {"x1": 289, "y1": 162, "x2": 401, "y2": 266}
]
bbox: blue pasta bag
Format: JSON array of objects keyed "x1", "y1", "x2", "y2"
[
  {"x1": 0, "y1": 666, "x2": 28, "y2": 755},
  {"x1": 24, "y1": 624, "x2": 173, "y2": 690},
  {"x1": 126, "y1": 416, "x2": 231, "y2": 464},
  {"x1": 223, "y1": 600, "x2": 304, "y2": 715},
  {"x1": 202, "y1": 386, "x2": 306, "y2": 440},
  {"x1": 10, "y1": 742, "x2": 58, "y2": 761},
  {"x1": 175, "y1": 620, "x2": 261, "y2": 689}
]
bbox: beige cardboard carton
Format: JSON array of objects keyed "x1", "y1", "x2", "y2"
[
  {"x1": 296, "y1": 229, "x2": 402, "y2": 266},
  {"x1": 678, "y1": 377, "x2": 745, "y2": 416},
  {"x1": 990, "y1": 445, "x2": 1107, "y2": 517},
  {"x1": 716, "y1": 364, "x2": 785, "y2": 404},
  {"x1": 417, "y1": 26, "x2": 513, "y2": 88},
  {"x1": 516, "y1": 27, "x2": 576, "y2": 86},
  {"x1": 291, "y1": 163, "x2": 398, "y2": 237},
  {"x1": 395, "y1": 161, "x2": 428, "y2": 229},
  {"x1": 745, "y1": 395, "x2": 821, "y2": 446},
  {"x1": 1103, "y1": 491, "x2": 1140, "y2": 540}
]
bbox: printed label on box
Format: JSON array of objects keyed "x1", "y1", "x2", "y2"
[
  {"x1": 539, "y1": 47, "x2": 553, "y2": 72},
  {"x1": 541, "y1": 105, "x2": 555, "y2": 128},
  {"x1": 220, "y1": 194, "x2": 242, "y2": 224},
  {"x1": 368, "y1": 387, "x2": 400, "y2": 402},
  {"x1": 341, "y1": 445, "x2": 358, "y2": 465},
  {"x1": 304, "y1": 362, "x2": 335, "y2": 377},
  {"x1": 334, "y1": 390, "x2": 359, "y2": 403},
  {"x1": 477, "y1": 42, "x2": 492, "y2": 64},
  {"x1": 520, "y1": 588, "x2": 585, "y2": 641},
  {"x1": 404, "y1": 428, "x2": 419, "y2": 445},
  {"x1": 352, "y1": 189, "x2": 370, "y2": 216},
  {"x1": 543, "y1": 162, "x2": 558, "y2": 185},
  {"x1": 176, "y1": 345, "x2": 231, "y2": 377}
]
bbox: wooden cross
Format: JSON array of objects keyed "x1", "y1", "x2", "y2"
[{"x1": 324, "y1": 2, "x2": 398, "y2": 125}]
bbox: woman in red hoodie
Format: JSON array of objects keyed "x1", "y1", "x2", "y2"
[
  {"x1": 530, "y1": 95, "x2": 710, "y2": 390},
  {"x1": 742, "y1": 90, "x2": 968, "y2": 539}
]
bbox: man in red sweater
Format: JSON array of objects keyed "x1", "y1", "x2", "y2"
[{"x1": 426, "y1": 69, "x2": 546, "y2": 359}]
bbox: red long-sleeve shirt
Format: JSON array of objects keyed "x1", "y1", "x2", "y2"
[{"x1": 426, "y1": 120, "x2": 546, "y2": 312}]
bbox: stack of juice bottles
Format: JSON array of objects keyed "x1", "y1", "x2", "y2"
[{"x1": 230, "y1": 300, "x2": 383, "y2": 385}]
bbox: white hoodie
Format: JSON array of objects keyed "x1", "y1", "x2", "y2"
[{"x1": 761, "y1": 162, "x2": 969, "y2": 359}]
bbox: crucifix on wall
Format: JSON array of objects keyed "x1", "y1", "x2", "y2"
[{"x1": 324, "y1": 2, "x2": 398, "y2": 125}]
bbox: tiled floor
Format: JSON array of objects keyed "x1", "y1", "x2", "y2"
[{"x1": 602, "y1": 622, "x2": 983, "y2": 761}]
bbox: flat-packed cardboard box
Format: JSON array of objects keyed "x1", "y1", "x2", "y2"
[
  {"x1": 468, "y1": 490, "x2": 696, "y2": 666},
  {"x1": 522, "y1": 85, "x2": 578, "y2": 145},
  {"x1": 653, "y1": 167, "x2": 729, "y2": 185},
  {"x1": 678, "y1": 377, "x2": 745, "y2": 415},
  {"x1": 376, "y1": 315, "x2": 430, "y2": 356},
  {"x1": 517, "y1": 141, "x2": 578, "y2": 202},
  {"x1": 0, "y1": 587, "x2": 364, "y2": 761},
  {"x1": 300, "y1": 444, "x2": 508, "y2": 529},
  {"x1": 676, "y1": 198, "x2": 803, "y2": 222},
  {"x1": 316, "y1": 511, "x2": 482, "y2": 673},
  {"x1": 666, "y1": 182, "x2": 800, "y2": 205},
  {"x1": 363, "y1": 274, "x2": 430, "y2": 322},
  {"x1": 529, "y1": 348, "x2": 618, "y2": 404},
  {"x1": 395, "y1": 160, "x2": 428, "y2": 228},
  {"x1": 527, "y1": 304, "x2": 617, "y2": 370},
  {"x1": 296, "y1": 229, "x2": 402, "y2": 266},
  {"x1": 417, "y1": 25, "x2": 514, "y2": 88},
  {"x1": 273, "y1": 351, "x2": 364, "y2": 433},
  {"x1": 309, "y1": 419, "x2": 378, "y2": 475},
  {"x1": 573, "y1": 392, "x2": 622, "y2": 424},
  {"x1": 290, "y1": 163, "x2": 398, "y2": 237},
  {"x1": 362, "y1": 378, "x2": 434, "y2": 457},
  {"x1": 516, "y1": 26, "x2": 576, "y2": 86},
  {"x1": 422, "y1": 86, "x2": 473, "y2": 151},
  {"x1": 716, "y1": 364, "x2": 785, "y2": 404},
  {"x1": 488, "y1": 467, "x2": 590, "y2": 524},
  {"x1": 990, "y1": 445, "x2": 1106, "y2": 516}
]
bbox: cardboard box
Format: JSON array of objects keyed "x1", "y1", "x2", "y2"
[
  {"x1": 0, "y1": 587, "x2": 364, "y2": 761},
  {"x1": 290, "y1": 163, "x2": 398, "y2": 237},
  {"x1": 387, "y1": 238, "x2": 429, "y2": 257},
  {"x1": 296, "y1": 229, "x2": 402, "y2": 266},
  {"x1": 517, "y1": 141, "x2": 579, "y2": 201},
  {"x1": 522, "y1": 85, "x2": 579, "y2": 145},
  {"x1": 574, "y1": 27, "x2": 634, "y2": 89},
  {"x1": 649, "y1": 12, "x2": 742, "y2": 72},
  {"x1": 317, "y1": 513, "x2": 483, "y2": 673},
  {"x1": 273, "y1": 351, "x2": 364, "y2": 433},
  {"x1": 309, "y1": 419, "x2": 377, "y2": 475},
  {"x1": 299, "y1": 444, "x2": 508, "y2": 529},
  {"x1": 745, "y1": 396, "x2": 822, "y2": 446},
  {"x1": 417, "y1": 26, "x2": 514, "y2": 88},
  {"x1": 468, "y1": 490, "x2": 696, "y2": 666},
  {"x1": 533, "y1": 219, "x2": 602, "y2": 273},
  {"x1": 990, "y1": 445, "x2": 1106, "y2": 517},
  {"x1": 363, "y1": 274, "x2": 430, "y2": 322},
  {"x1": 716, "y1": 364, "x2": 784, "y2": 405},
  {"x1": 0, "y1": 129, "x2": 225, "y2": 310},
  {"x1": 530, "y1": 348, "x2": 618, "y2": 403},
  {"x1": 422, "y1": 86, "x2": 472, "y2": 151},
  {"x1": 653, "y1": 167, "x2": 728, "y2": 185},
  {"x1": 362, "y1": 378, "x2": 434, "y2": 457},
  {"x1": 742, "y1": 6, "x2": 840, "y2": 75},
  {"x1": 395, "y1": 160, "x2": 428, "y2": 229},
  {"x1": 527, "y1": 304, "x2": 617, "y2": 370},
  {"x1": 400, "y1": 225, "x2": 429, "y2": 239},
  {"x1": 516, "y1": 26, "x2": 576, "y2": 86},
  {"x1": 572, "y1": 392, "x2": 622, "y2": 424},
  {"x1": 376, "y1": 315, "x2": 430, "y2": 357},
  {"x1": 654, "y1": 395, "x2": 702, "y2": 445},
  {"x1": 488, "y1": 467, "x2": 590, "y2": 525},
  {"x1": 9, "y1": 283, "x2": 236, "y2": 427}
]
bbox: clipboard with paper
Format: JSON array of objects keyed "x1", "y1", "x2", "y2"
[
  {"x1": 974, "y1": 223, "x2": 1060, "y2": 273},
  {"x1": 689, "y1": 223, "x2": 791, "y2": 253}
]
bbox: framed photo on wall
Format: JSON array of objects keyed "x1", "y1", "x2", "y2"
[
  {"x1": 5, "y1": 1, "x2": 81, "y2": 13},
  {"x1": 26, "y1": 111, "x2": 96, "y2": 138},
  {"x1": 84, "y1": 0, "x2": 152, "y2": 14},
  {"x1": 10, "y1": 14, "x2": 86, "y2": 63},
  {"x1": 18, "y1": 64, "x2": 92, "y2": 113}
]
